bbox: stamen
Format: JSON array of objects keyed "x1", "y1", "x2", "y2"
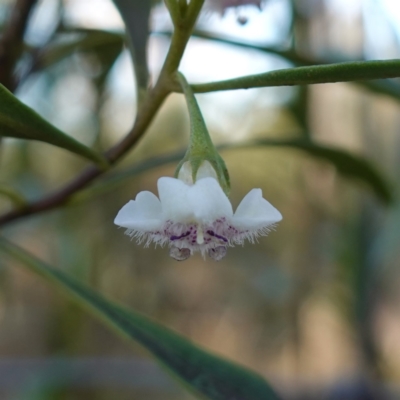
[
  {"x1": 170, "y1": 247, "x2": 191, "y2": 261},
  {"x1": 208, "y1": 246, "x2": 227, "y2": 261},
  {"x1": 197, "y1": 225, "x2": 204, "y2": 244}
]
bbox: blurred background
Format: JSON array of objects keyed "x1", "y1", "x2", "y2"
[{"x1": 1, "y1": 0, "x2": 400, "y2": 398}]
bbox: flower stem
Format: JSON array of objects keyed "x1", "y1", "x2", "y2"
[
  {"x1": 176, "y1": 72, "x2": 230, "y2": 194},
  {"x1": 176, "y1": 72, "x2": 214, "y2": 152}
]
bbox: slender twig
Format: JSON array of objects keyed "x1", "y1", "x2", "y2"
[
  {"x1": 0, "y1": 0, "x2": 39, "y2": 90},
  {"x1": 176, "y1": 72, "x2": 214, "y2": 149},
  {"x1": 0, "y1": 0, "x2": 205, "y2": 227}
]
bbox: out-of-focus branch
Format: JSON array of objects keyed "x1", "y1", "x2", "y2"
[
  {"x1": 0, "y1": 0, "x2": 205, "y2": 227},
  {"x1": 0, "y1": 0, "x2": 38, "y2": 90}
]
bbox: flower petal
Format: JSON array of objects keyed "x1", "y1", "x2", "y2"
[
  {"x1": 158, "y1": 177, "x2": 194, "y2": 222},
  {"x1": 188, "y1": 177, "x2": 233, "y2": 222},
  {"x1": 114, "y1": 191, "x2": 163, "y2": 231},
  {"x1": 233, "y1": 188, "x2": 282, "y2": 230}
]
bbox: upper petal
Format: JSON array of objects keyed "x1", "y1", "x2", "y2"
[
  {"x1": 158, "y1": 177, "x2": 194, "y2": 222},
  {"x1": 233, "y1": 188, "x2": 282, "y2": 230},
  {"x1": 188, "y1": 177, "x2": 233, "y2": 222},
  {"x1": 114, "y1": 191, "x2": 163, "y2": 231}
]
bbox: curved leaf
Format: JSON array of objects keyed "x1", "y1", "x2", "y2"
[
  {"x1": 0, "y1": 84, "x2": 108, "y2": 167},
  {"x1": 0, "y1": 237, "x2": 282, "y2": 400},
  {"x1": 73, "y1": 139, "x2": 393, "y2": 205},
  {"x1": 112, "y1": 0, "x2": 151, "y2": 99}
]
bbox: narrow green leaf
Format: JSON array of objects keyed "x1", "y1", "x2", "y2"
[
  {"x1": 73, "y1": 139, "x2": 393, "y2": 205},
  {"x1": 112, "y1": 0, "x2": 152, "y2": 99},
  {"x1": 183, "y1": 30, "x2": 400, "y2": 103},
  {"x1": 0, "y1": 237, "x2": 282, "y2": 400},
  {"x1": 175, "y1": 59, "x2": 400, "y2": 93},
  {"x1": 0, "y1": 84, "x2": 109, "y2": 167}
]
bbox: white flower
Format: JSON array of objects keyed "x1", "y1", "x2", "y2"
[
  {"x1": 114, "y1": 176, "x2": 282, "y2": 261},
  {"x1": 206, "y1": 0, "x2": 263, "y2": 14}
]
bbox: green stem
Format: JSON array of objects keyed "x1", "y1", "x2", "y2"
[
  {"x1": 169, "y1": 59, "x2": 400, "y2": 93},
  {"x1": 178, "y1": 0, "x2": 188, "y2": 16},
  {"x1": 175, "y1": 71, "x2": 230, "y2": 193},
  {"x1": 176, "y1": 72, "x2": 214, "y2": 151},
  {"x1": 160, "y1": 0, "x2": 204, "y2": 75},
  {"x1": 164, "y1": 0, "x2": 181, "y2": 24}
]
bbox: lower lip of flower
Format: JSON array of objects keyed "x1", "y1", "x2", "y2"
[
  {"x1": 165, "y1": 218, "x2": 232, "y2": 248},
  {"x1": 125, "y1": 217, "x2": 242, "y2": 260}
]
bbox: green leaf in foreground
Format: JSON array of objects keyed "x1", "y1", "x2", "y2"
[
  {"x1": 0, "y1": 84, "x2": 108, "y2": 168},
  {"x1": 73, "y1": 139, "x2": 393, "y2": 205},
  {"x1": 0, "y1": 237, "x2": 282, "y2": 400}
]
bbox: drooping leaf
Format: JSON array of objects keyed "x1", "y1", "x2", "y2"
[
  {"x1": 0, "y1": 84, "x2": 108, "y2": 167},
  {"x1": 0, "y1": 237, "x2": 282, "y2": 400},
  {"x1": 112, "y1": 0, "x2": 152, "y2": 99},
  {"x1": 73, "y1": 139, "x2": 393, "y2": 205}
]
